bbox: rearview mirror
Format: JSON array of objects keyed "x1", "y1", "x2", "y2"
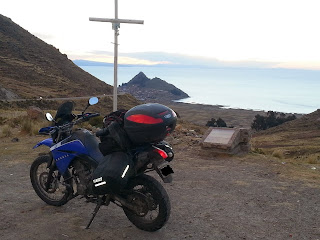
[
  {"x1": 89, "y1": 97, "x2": 98, "y2": 106},
  {"x1": 45, "y1": 113, "x2": 54, "y2": 122}
]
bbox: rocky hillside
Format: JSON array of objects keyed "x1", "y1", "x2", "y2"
[
  {"x1": 119, "y1": 72, "x2": 189, "y2": 102},
  {"x1": 0, "y1": 14, "x2": 113, "y2": 100}
]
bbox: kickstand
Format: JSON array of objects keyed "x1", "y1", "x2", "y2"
[{"x1": 85, "y1": 196, "x2": 104, "y2": 229}]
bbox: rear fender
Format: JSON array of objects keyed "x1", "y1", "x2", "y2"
[
  {"x1": 154, "y1": 161, "x2": 174, "y2": 183},
  {"x1": 33, "y1": 138, "x2": 53, "y2": 149},
  {"x1": 149, "y1": 154, "x2": 174, "y2": 183}
]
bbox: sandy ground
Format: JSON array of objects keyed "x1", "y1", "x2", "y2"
[{"x1": 1, "y1": 135, "x2": 320, "y2": 240}]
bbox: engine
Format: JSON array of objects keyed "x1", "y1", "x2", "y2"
[{"x1": 72, "y1": 160, "x2": 93, "y2": 195}]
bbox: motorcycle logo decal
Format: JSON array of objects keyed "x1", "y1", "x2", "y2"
[
  {"x1": 55, "y1": 154, "x2": 70, "y2": 162},
  {"x1": 93, "y1": 177, "x2": 102, "y2": 183},
  {"x1": 93, "y1": 177, "x2": 107, "y2": 187}
]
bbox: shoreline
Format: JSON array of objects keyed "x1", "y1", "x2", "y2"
[
  {"x1": 175, "y1": 98, "x2": 309, "y2": 115},
  {"x1": 164, "y1": 101, "x2": 267, "y2": 128}
]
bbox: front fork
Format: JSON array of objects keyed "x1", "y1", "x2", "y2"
[
  {"x1": 45, "y1": 153, "x2": 55, "y2": 191},
  {"x1": 45, "y1": 154, "x2": 73, "y2": 194}
]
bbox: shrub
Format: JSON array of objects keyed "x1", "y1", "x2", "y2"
[
  {"x1": 9, "y1": 116, "x2": 24, "y2": 128},
  {"x1": 251, "y1": 111, "x2": 296, "y2": 131},
  {"x1": 2, "y1": 125, "x2": 12, "y2": 137},
  {"x1": 216, "y1": 118, "x2": 227, "y2": 127},
  {"x1": 0, "y1": 117, "x2": 7, "y2": 125},
  {"x1": 21, "y1": 119, "x2": 33, "y2": 135},
  {"x1": 206, "y1": 117, "x2": 227, "y2": 127},
  {"x1": 272, "y1": 149, "x2": 284, "y2": 159},
  {"x1": 21, "y1": 119, "x2": 42, "y2": 136},
  {"x1": 252, "y1": 148, "x2": 265, "y2": 155},
  {"x1": 88, "y1": 116, "x2": 104, "y2": 128}
]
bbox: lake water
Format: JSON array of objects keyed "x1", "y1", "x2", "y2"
[{"x1": 79, "y1": 65, "x2": 320, "y2": 114}]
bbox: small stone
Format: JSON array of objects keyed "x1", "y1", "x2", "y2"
[{"x1": 11, "y1": 137, "x2": 19, "y2": 142}]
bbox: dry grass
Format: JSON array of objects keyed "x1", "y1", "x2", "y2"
[
  {"x1": 250, "y1": 112, "x2": 320, "y2": 182},
  {"x1": 252, "y1": 132, "x2": 320, "y2": 162},
  {"x1": 1, "y1": 125, "x2": 12, "y2": 137},
  {"x1": 0, "y1": 110, "x2": 49, "y2": 137}
]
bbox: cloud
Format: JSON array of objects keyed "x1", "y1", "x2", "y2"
[
  {"x1": 120, "y1": 52, "x2": 280, "y2": 68},
  {"x1": 69, "y1": 50, "x2": 170, "y2": 65},
  {"x1": 69, "y1": 50, "x2": 320, "y2": 70}
]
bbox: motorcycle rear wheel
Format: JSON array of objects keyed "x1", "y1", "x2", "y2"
[
  {"x1": 123, "y1": 174, "x2": 171, "y2": 232},
  {"x1": 30, "y1": 155, "x2": 71, "y2": 206}
]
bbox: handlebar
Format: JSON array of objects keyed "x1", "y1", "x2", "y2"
[
  {"x1": 53, "y1": 113, "x2": 100, "y2": 132},
  {"x1": 74, "y1": 113, "x2": 100, "y2": 125},
  {"x1": 83, "y1": 113, "x2": 100, "y2": 119}
]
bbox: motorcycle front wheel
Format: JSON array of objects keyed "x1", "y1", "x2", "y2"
[
  {"x1": 30, "y1": 155, "x2": 71, "y2": 206},
  {"x1": 123, "y1": 174, "x2": 171, "y2": 232}
]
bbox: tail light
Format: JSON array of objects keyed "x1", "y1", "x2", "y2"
[
  {"x1": 153, "y1": 147, "x2": 168, "y2": 159},
  {"x1": 126, "y1": 114, "x2": 163, "y2": 124}
]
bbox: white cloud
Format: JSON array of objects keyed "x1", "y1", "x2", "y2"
[{"x1": 2, "y1": 0, "x2": 320, "y2": 69}]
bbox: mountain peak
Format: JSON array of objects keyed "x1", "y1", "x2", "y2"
[
  {"x1": 119, "y1": 72, "x2": 189, "y2": 102},
  {"x1": 128, "y1": 72, "x2": 150, "y2": 86}
]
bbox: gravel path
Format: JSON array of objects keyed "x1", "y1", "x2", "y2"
[{"x1": 1, "y1": 137, "x2": 320, "y2": 240}]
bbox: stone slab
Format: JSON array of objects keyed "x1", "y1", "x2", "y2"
[
  {"x1": 203, "y1": 128, "x2": 236, "y2": 145},
  {"x1": 200, "y1": 127, "x2": 251, "y2": 155}
]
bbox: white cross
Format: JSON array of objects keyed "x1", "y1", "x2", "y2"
[{"x1": 90, "y1": 0, "x2": 144, "y2": 111}]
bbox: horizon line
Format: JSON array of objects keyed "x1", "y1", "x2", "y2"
[{"x1": 73, "y1": 59, "x2": 320, "y2": 71}]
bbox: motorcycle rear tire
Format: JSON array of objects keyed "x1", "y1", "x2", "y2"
[
  {"x1": 123, "y1": 174, "x2": 171, "y2": 232},
  {"x1": 30, "y1": 155, "x2": 71, "y2": 206}
]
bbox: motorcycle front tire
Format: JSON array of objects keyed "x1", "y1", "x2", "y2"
[{"x1": 30, "y1": 155, "x2": 71, "y2": 206}]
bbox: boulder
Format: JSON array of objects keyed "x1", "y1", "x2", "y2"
[{"x1": 27, "y1": 106, "x2": 43, "y2": 120}]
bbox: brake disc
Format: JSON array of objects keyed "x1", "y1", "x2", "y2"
[{"x1": 39, "y1": 172, "x2": 57, "y2": 193}]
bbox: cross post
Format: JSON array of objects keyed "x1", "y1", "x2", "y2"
[{"x1": 90, "y1": 0, "x2": 144, "y2": 111}]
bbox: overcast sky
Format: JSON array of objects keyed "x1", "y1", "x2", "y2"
[{"x1": 2, "y1": 0, "x2": 320, "y2": 69}]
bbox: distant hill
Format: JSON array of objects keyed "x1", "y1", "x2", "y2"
[
  {"x1": 73, "y1": 60, "x2": 114, "y2": 67},
  {"x1": 119, "y1": 72, "x2": 189, "y2": 102},
  {"x1": 73, "y1": 60, "x2": 144, "y2": 68},
  {"x1": 0, "y1": 14, "x2": 113, "y2": 100}
]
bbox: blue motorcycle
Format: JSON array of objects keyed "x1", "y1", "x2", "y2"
[{"x1": 30, "y1": 97, "x2": 176, "y2": 231}]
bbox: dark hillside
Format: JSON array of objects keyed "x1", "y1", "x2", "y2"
[
  {"x1": 252, "y1": 109, "x2": 320, "y2": 161},
  {"x1": 0, "y1": 14, "x2": 113, "y2": 99}
]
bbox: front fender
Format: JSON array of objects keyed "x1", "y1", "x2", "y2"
[{"x1": 33, "y1": 138, "x2": 53, "y2": 149}]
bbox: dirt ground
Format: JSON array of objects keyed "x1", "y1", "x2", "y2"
[{"x1": 1, "y1": 135, "x2": 320, "y2": 240}]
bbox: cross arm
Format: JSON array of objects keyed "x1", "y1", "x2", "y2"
[{"x1": 89, "y1": 17, "x2": 144, "y2": 24}]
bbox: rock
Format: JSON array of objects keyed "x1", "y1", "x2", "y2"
[
  {"x1": 11, "y1": 137, "x2": 19, "y2": 142},
  {"x1": 200, "y1": 127, "x2": 251, "y2": 155},
  {"x1": 27, "y1": 106, "x2": 43, "y2": 120}
]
